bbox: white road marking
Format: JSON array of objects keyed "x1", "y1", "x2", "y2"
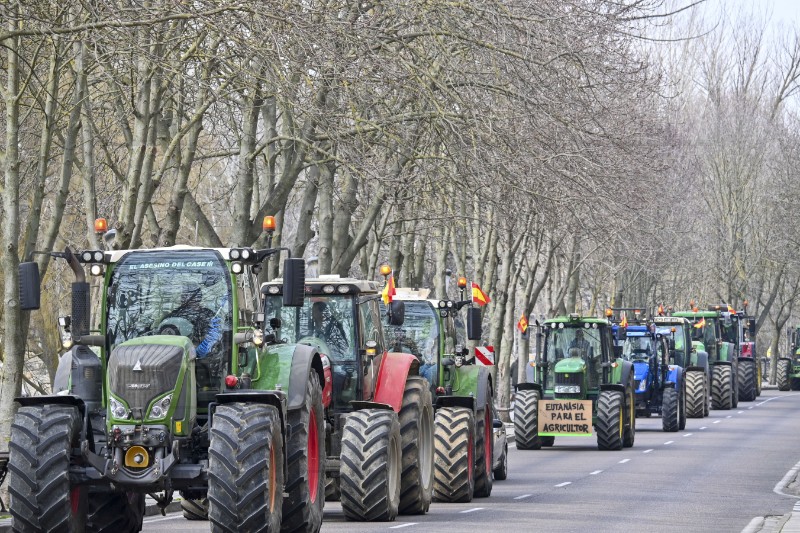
[
  {"x1": 713, "y1": 420, "x2": 721, "y2": 424},
  {"x1": 757, "y1": 394, "x2": 798, "y2": 407},
  {"x1": 700, "y1": 427, "x2": 707, "y2": 430},
  {"x1": 390, "y1": 523, "x2": 418, "y2": 529},
  {"x1": 664, "y1": 441, "x2": 674, "y2": 445},
  {"x1": 748, "y1": 406, "x2": 754, "y2": 410},
  {"x1": 683, "y1": 433, "x2": 693, "y2": 437},
  {"x1": 643, "y1": 449, "x2": 654, "y2": 454},
  {"x1": 738, "y1": 411, "x2": 744, "y2": 414},
  {"x1": 143, "y1": 516, "x2": 182, "y2": 524},
  {"x1": 619, "y1": 458, "x2": 631, "y2": 464},
  {"x1": 460, "y1": 508, "x2": 484, "y2": 514},
  {"x1": 726, "y1": 415, "x2": 732, "y2": 419},
  {"x1": 590, "y1": 470, "x2": 603, "y2": 475},
  {"x1": 514, "y1": 494, "x2": 532, "y2": 500},
  {"x1": 554, "y1": 482, "x2": 572, "y2": 487}
]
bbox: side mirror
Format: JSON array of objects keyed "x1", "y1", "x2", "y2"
[
  {"x1": 613, "y1": 345, "x2": 623, "y2": 358},
  {"x1": 388, "y1": 301, "x2": 405, "y2": 326},
  {"x1": 467, "y1": 307, "x2": 482, "y2": 340},
  {"x1": 282, "y1": 258, "x2": 305, "y2": 307},
  {"x1": 19, "y1": 262, "x2": 41, "y2": 310}
]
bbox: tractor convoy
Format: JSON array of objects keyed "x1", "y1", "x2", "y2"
[{"x1": 2, "y1": 217, "x2": 780, "y2": 532}]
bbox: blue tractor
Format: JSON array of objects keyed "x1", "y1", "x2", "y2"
[{"x1": 621, "y1": 324, "x2": 687, "y2": 432}]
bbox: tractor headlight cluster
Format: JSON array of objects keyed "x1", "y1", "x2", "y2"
[
  {"x1": 266, "y1": 285, "x2": 281, "y2": 295},
  {"x1": 148, "y1": 394, "x2": 172, "y2": 420},
  {"x1": 229, "y1": 248, "x2": 254, "y2": 261},
  {"x1": 110, "y1": 397, "x2": 130, "y2": 420},
  {"x1": 231, "y1": 262, "x2": 244, "y2": 274},
  {"x1": 554, "y1": 385, "x2": 580, "y2": 394},
  {"x1": 79, "y1": 250, "x2": 105, "y2": 263}
]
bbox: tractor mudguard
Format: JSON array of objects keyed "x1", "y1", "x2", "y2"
[
  {"x1": 435, "y1": 395, "x2": 475, "y2": 410},
  {"x1": 285, "y1": 343, "x2": 329, "y2": 410},
  {"x1": 711, "y1": 360, "x2": 733, "y2": 367},
  {"x1": 52, "y1": 349, "x2": 73, "y2": 393},
  {"x1": 619, "y1": 360, "x2": 633, "y2": 386},
  {"x1": 350, "y1": 400, "x2": 394, "y2": 411},
  {"x1": 515, "y1": 382, "x2": 542, "y2": 393},
  {"x1": 373, "y1": 351, "x2": 417, "y2": 412},
  {"x1": 16, "y1": 394, "x2": 86, "y2": 413},
  {"x1": 687, "y1": 351, "x2": 709, "y2": 374},
  {"x1": 475, "y1": 366, "x2": 492, "y2": 412},
  {"x1": 600, "y1": 383, "x2": 626, "y2": 394},
  {"x1": 666, "y1": 366, "x2": 683, "y2": 385}
]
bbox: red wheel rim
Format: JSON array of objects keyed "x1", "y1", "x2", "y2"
[
  {"x1": 484, "y1": 410, "x2": 492, "y2": 474},
  {"x1": 70, "y1": 486, "x2": 80, "y2": 516},
  {"x1": 308, "y1": 407, "x2": 320, "y2": 503},
  {"x1": 269, "y1": 442, "x2": 277, "y2": 512}
]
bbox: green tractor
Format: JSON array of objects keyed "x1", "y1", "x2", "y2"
[
  {"x1": 514, "y1": 314, "x2": 636, "y2": 451},
  {"x1": 261, "y1": 274, "x2": 434, "y2": 521},
  {"x1": 653, "y1": 316, "x2": 711, "y2": 418},
  {"x1": 381, "y1": 285, "x2": 505, "y2": 503},
  {"x1": 6, "y1": 220, "x2": 327, "y2": 533},
  {"x1": 777, "y1": 325, "x2": 800, "y2": 391},
  {"x1": 673, "y1": 308, "x2": 738, "y2": 409}
]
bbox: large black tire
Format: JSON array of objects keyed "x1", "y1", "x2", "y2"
[
  {"x1": 596, "y1": 390, "x2": 624, "y2": 451},
  {"x1": 513, "y1": 389, "x2": 541, "y2": 450},
  {"x1": 208, "y1": 403, "x2": 284, "y2": 533},
  {"x1": 703, "y1": 372, "x2": 710, "y2": 416},
  {"x1": 756, "y1": 363, "x2": 763, "y2": 396},
  {"x1": 340, "y1": 409, "x2": 401, "y2": 521},
  {"x1": 778, "y1": 359, "x2": 791, "y2": 391},
  {"x1": 181, "y1": 498, "x2": 208, "y2": 521},
  {"x1": 678, "y1": 380, "x2": 687, "y2": 431},
  {"x1": 324, "y1": 476, "x2": 340, "y2": 502},
  {"x1": 541, "y1": 436, "x2": 555, "y2": 447},
  {"x1": 473, "y1": 401, "x2": 494, "y2": 498},
  {"x1": 662, "y1": 387, "x2": 680, "y2": 432},
  {"x1": 623, "y1": 374, "x2": 636, "y2": 448},
  {"x1": 738, "y1": 360, "x2": 757, "y2": 402},
  {"x1": 685, "y1": 370, "x2": 705, "y2": 418},
  {"x1": 87, "y1": 491, "x2": 145, "y2": 532},
  {"x1": 9, "y1": 405, "x2": 85, "y2": 533},
  {"x1": 493, "y1": 441, "x2": 508, "y2": 481},
  {"x1": 398, "y1": 376, "x2": 434, "y2": 515},
  {"x1": 432, "y1": 407, "x2": 475, "y2": 503},
  {"x1": 731, "y1": 363, "x2": 739, "y2": 408},
  {"x1": 712, "y1": 365, "x2": 733, "y2": 410},
  {"x1": 283, "y1": 371, "x2": 325, "y2": 532}
]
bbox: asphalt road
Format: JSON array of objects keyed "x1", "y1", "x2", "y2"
[{"x1": 141, "y1": 389, "x2": 800, "y2": 533}]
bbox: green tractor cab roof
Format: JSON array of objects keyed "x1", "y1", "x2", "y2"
[
  {"x1": 544, "y1": 315, "x2": 609, "y2": 326},
  {"x1": 673, "y1": 310, "x2": 726, "y2": 319},
  {"x1": 263, "y1": 275, "x2": 381, "y2": 296}
]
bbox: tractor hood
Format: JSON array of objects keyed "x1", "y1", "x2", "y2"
[
  {"x1": 554, "y1": 357, "x2": 587, "y2": 374},
  {"x1": 632, "y1": 361, "x2": 650, "y2": 382}
]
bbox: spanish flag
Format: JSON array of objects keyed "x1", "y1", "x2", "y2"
[
  {"x1": 620, "y1": 313, "x2": 628, "y2": 328},
  {"x1": 727, "y1": 305, "x2": 735, "y2": 313},
  {"x1": 382, "y1": 274, "x2": 396, "y2": 305},
  {"x1": 694, "y1": 317, "x2": 706, "y2": 329},
  {"x1": 517, "y1": 314, "x2": 528, "y2": 333},
  {"x1": 657, "y1": 304, "x2": 665, "y2": 316},
  {"x1": 472, "y1": 283, "x2": 490, "y2": 306}
]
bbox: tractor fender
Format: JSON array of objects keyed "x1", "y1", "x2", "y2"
[
  {"x1": 687, "y1": 351, "x2": 709, "y2": 376},
  {"x1": 620, "y1": 360, "x2": 634, "y2": 386},
  {"x1": 373, "y1": 351, "x2": 417, "y2": 412},
  {"x1": 286, "y1": 343, "x2": 330, "y2": 410},
  {"x1": 475, "y1": 365, "x2": 493, "y2": 413},
  {"x1": 435, "y1": 395, "x2": 476, "y2": 410},
  {"x1": 779, "y1": 356, "x2": 794, "y2": 363},
  {"x1": 16, "y1": 394, "x2": 86, "y2": 413},
  {"x1": 666, "y1": 366, "x2": 683, "y2": 386},
  {"x1": 711, "y1": 360, "x2": 733, "y2": 367},
  {"x1": 515, "y1": 382, "x2": 543, "y2": 393}
]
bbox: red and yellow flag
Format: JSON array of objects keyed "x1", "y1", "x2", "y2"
[
  {"x1": 727, "y1": 304, "x2": 735, "y2": 313},
  {"x1": 382, "y1": 274, "x2": 396, "y2": 304},
  {"x1": 620, "y1": 313, "x2": 628, "y2": 328},
  {"x1": 472, "y1": 283, "x2": 490, "y2": 306},
  {"x1": 694, "y1": 317, "x2": 706, "y2": 329},
  {"x1": 517, "y1": 314, "x2": 528, "y2": 333},
  {"x1": 657, "y1": 304, "x2": 665, "y2": 316}
]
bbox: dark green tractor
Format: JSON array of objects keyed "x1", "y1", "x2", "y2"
[
  {"x1": 514, "y1": 315, "x2": 636, "y2": 451},
  {"x1": 777, "y1": 325, "x2": 800, "y2": 391},
  {"x1": 5, "y1": 220, "x2": 326, "y2": 533}
]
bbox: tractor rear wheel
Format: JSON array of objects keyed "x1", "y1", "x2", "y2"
[
  {"x1": 662, "y1": 387, "x2": 680, "y2": 432},
  {"x1": 703, "y1": 372, "x2": 710, "y2": 416},
  {"x1": 87, "y1": 491, "x2": 145, "y2": 532},
  {"x1": 324, "y1": 476, "x2": 340, "y2": 502},
  {"x1": 474, "y1": 400, "x2": 494, "y2": 498},
  {"x1": 398, "y1": 376, "x2": 434, "y2": 515},
  {"x1": 679, "y1": 380, "x2": 687, "y2": 430},
  {"x1": 208, "y1": 403, "x2": 284, "y2": 533},
  {"x1": 181, "y1": 498, "x2": 208, "y2": 521},
  {"x1": 340, "y1": 409, "x2": 401, "y2": 521},
  {"x1": 9, "y1": 405, "x2": 85, "y2": 532},
  {"x1": 685, "y1": 370, "x2": 705, "y2": 418},
  {"x1": 283, "y1": 370, "x2": 326, "y2": 532},
  {"x1": 711, "y1": 365, "x2": 733, "y2": 410},
  {"x1": 778, "y1": 359, "x2": 791, "y2": 391},
  {"x1": 731, "y1": 364, "x2": 739, "y2": 408},
  {"x1": 513, "y1": 389, "x2": 541, "y2": 450},
  {"x1": 738, "y1": 360, "x2": 757, "y2": 402},
  {"x1": 432, "y1": 407, "x2": 475, "y2": 503},
  {"x1": 623, "y1": 374, "x2": 636, "y2": 448},
  {"x1": 596, "y1": 391, "x2": 624, "y2": 451}
]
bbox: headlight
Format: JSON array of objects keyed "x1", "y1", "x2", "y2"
[
  {"x1": 148, "y1": 394, "x2": 173, "y2": 420},
  {"x1": 554, "y1": 385, "x2": 581, "y2": 394},
  {"x1": 231, "y1": 262, "x2": 244, "y2": 274},
  {"x1": 110, "y1": 397, "x2": 130, "y2": 420}
]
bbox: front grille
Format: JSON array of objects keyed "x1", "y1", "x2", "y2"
[
  {"x1": 109, "y1": 343, "x2": 184, "y2": 416},
  {"x1": 634, "y1": 379, "x2": 642, "y2": 390},
  {"x1": 555, "y1": 373, "x2": 582, "y2": 386}
]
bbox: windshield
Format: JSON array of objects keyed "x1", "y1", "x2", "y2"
[
  {"x1": 720, "y1": 315, "x2": 737, "y2": 344},
  {"x1": 622, "y1": 336, "x2": 653, "y2": 360},
  {"x1": 106, "y1": 250, "x2": 232, "y2": 350},
  {"x1": 264, "y1": 294, "x2": 356, "y2": 361},
  {"x1": 689, "y1": 317, "x2": 716, "y2": 344},
  {"x1": 544, "y1": 324, "x2": 602, "y2": 386},
  {"x1": 656, "y1": 326, "x2": 685, "y2": 352},
  {"x1": 383, "y1": 301, "x2": 439, "y2": 365}
]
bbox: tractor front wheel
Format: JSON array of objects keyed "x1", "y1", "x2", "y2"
[
  {"x1": 474, "y1": 399, "x2": 494, "y2": 498},
  {"x1": 778, "y1": 359, "x2": 791, "y2": 391},
  {"x1": 87, "y1": 491, "x2": 145, "y2": 532},
  {"x1": 340, "y1": 409, "x2": 401, "y2": 521},
  {"x1": 208, "y1": 403, "x2": 284, "y2": 533},
  {"x1": 711, "y1": 365, "x2": 733, "y2": 410},
  {"x1": 513, "y1": 389, "x2": 541, "y2": 450},
  {"x1": 685, "y1": 370, "x2": 705, "y2": 418},
  {"x1": 738, "y1": 360, "x2": 757, "y2": 402},
  {"x1": 623, "y1": 375, "x2": 636, "y2": 448},
  {"x1": 662, "y1": 387, "x2": 680, "y2": 432},
  {"x1": 432, "y1": 407, "x2": 476, "y2": 503},
  {"x1": 9, "y1": 405, "x2": 85, "y2": 532},
  {"x1": 180, "y1": 498, "x2": 208, "y2": 521},
  {"x1": 596, "y1": 391, "x2": 624, "y2": 451},
  {"x1": 398, "y1": 376, "x2": 434, "y2": 515}
]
